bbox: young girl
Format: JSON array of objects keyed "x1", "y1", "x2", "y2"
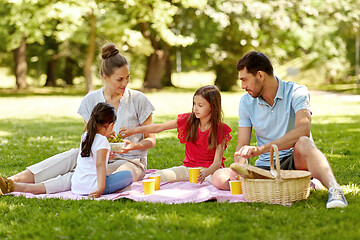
[
  {"x1": 71, "y1": 102, "x2": 133, "y2": 197},
  {"x1": 119, "y1": 85, "x2": 231, "y2": 184}
]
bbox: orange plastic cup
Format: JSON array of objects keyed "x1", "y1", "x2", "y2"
[
  {"x1": 188, "y1": 168, "x2": 201, "y2": 183},
  {"x1": 149, "y1": 174, "x2": 161, "y2": 190},
  {"x1": 142, "y1": 179, "x2": 155, "y2": 195},
  {"x1": 229, "y1": 180, "x2": 242, "y2": 194}
]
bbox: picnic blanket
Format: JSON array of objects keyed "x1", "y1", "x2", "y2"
[
  {"x1": 9, "y1": 170, "x2": 247, "y2": 204},
  {"x1": 10, "y1": 181, "x2": 247, "y2": 204}
]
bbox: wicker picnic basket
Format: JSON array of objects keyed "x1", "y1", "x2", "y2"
[{"x1": 240, "y1": 144, "x2": 311, "y2": 204}]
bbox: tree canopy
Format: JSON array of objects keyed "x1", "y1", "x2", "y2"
[{"x1": 0, "y1": 0, "x2": 359, "y2": 91}]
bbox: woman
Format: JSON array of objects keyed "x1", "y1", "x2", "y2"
[{"x1": 4, "y1": 43, "x2": 155, "y2": 195}]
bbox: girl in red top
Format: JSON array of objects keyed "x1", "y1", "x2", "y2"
[{"x1": 119, "y1": 85, "x2": 231, "y2": 184}]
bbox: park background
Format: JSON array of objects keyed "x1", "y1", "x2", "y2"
[
  {"x1": 0, "y1": 0, "x2": 359, "y2": 92},
  {"x1": 1, "y1": 0, "x2": 360, "y2": 239}
]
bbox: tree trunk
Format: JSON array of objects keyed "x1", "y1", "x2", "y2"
[
  {"x1": 139, "y1": 22, "x2": 172, "y2": 90},
  {"x1": 13, "y1": 36, "x2": 28, "y2": 89},
  {"x1": 45, "y1": 58, "x2": 57, "y2": 86},
  {"x1": 64, "y1": 57, "x2": 74, "y2": 85},
  {"x1": 214, "y1": 63, "x2": 237, "y2": 91},
  {"x1": 162, "y1": 52, "x2": 173, "y2": 87},
  {"x1": 142, "y1": 49, "x2": 169, "y2": 89},
  {"x1": 83, "y1": 11, "x2": 96, "y2": 93},
  {"x1": 43, "y1": 36, "x2": 59, "y2": 87}
]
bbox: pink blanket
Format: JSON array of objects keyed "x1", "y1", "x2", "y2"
[
  {"x1": 10, "y1": 172, "x2": 247, "y2": 204},
  {"x1": 10, "y1": 181, "x2": 246, "y2": 204}
]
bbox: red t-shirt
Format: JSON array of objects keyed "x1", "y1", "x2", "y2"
[{"x1": 177, "y1": 113, "x2": 232, "y2": 168}]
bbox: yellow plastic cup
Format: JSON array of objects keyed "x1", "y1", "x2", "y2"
[
  {"x1": 188, "y1": 168, "x2": 201, "y2": 183},
  {"x1": 142, "y1": 179, "x2": 155, "y2": 195},
  {"x1": 229, "y1": 180, "x2": 242, "y2": 194},
  {"x1": 149, "y1": 174, "x2": 161, "y2": 190}
]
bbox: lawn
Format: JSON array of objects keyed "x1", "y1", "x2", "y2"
[{"x1": 0, "y1": 88, "x2": 360, "y2": 240}]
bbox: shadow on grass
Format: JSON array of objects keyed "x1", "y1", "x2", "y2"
[
  {"x1": 1, "y1": 189, "x2": 359, "y2": 240},
  {"x1": 0, "y1": 117, "x2": 83, "y2": 175},
  {"x1": 1, "y1": 115, "x2": 360, "y2": 239},
  {"x1": 151, "y1": 115, "x2": 360, "y2": 184},
  {"x1": 0, "y1": 86, "x2": 88, "y2": 97},
  {"x1": 2, "y1": 114, "x2": 358, "y2": 184},
  {"x1": 0, "y1": 114, "x2": 358, "y2": 190},
  {"x1": 316, "y1": 83, "x2": 360, "y2": 95}
]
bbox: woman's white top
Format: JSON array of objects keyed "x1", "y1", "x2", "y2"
[
  {"x1": 77, "y1": 87, "x2": 155, "y2": 160},
  {"x1": 71, "y1": 133, "x2": 110, "y2": 195}
]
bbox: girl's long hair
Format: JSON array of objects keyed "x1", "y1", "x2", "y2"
[
  {"x1": 81, "y1": 102, "x2": 117, "y2": 157},
  {"x1": 185, "y1": 85, "x2": 223, "y2": 150}
]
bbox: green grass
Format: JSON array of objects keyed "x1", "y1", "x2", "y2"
[{"x1": 1, "y1": 89, "x2": 360, "y2": 239}]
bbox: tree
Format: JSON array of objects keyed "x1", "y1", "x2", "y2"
[
  {"x1": 13, "y1": 36, "x2": 28, "y2": 88},
  {"x1": 0, "y1": 0, "x2": 90, "y2": 89},
  {"x1": 0, "y1": 0, "x2": 45, "y2": 89},
  {"x1": 83, "y1": 9, "x2": 96, "y2": 92},
  {"x1": 40, "y1": 0, "x2": 97, "y2": 90},
  {"x1": 176, "y1": 0, "x2": 320, "y2": 90},
  {"x1": 307, "y1": 0, "x2": 360, "y2": 84},
  {"x1": 113, "y1": 0, "x2": 202, "y2": 90},
  {"x1": 44, "y1": 36, "x2": 60, "y2": 86}
]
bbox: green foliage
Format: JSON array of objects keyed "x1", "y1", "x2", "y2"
[
  {"x1": 300, "y1": 0, "x2": 360, "y2": 84},
  {"x1": 171, "y1": 0, "x2": 323, "y2": 90},
  {"x1": 0, "y1": 0, "x2": 360, "y2": 90},
  {"x1": 1, "y1": 91, "x2": 360, "y2": 239}
]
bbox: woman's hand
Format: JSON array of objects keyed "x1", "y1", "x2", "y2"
[
  {"x1": 89, "y1": 188, "x2": 104, "y2": 198},
  {"x1": 198, "y1": 169, "x2": 210, "y2": 184},
  {"x1": 113, "y1": 139, "x2": 134, "y2": 154}
]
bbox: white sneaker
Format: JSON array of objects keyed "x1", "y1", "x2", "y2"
[{"x1": 326, "y1": 187, "x2": 348, "y2": 208}]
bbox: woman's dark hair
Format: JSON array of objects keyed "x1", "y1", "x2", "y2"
[
  {"x1": 100, "y1": 42, "x2": 128, "y2": 77},
  {"x1": 81, "y1": 102, "x2": 117, "y2": 157},
  {"x1": 186, "y1": 85, "x2": 223, "y2": 150},
  {"x1": 236, "y1": 51, "x2": 274, "y2": 76}
]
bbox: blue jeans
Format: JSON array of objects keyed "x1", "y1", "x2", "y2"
[{"x1": 103, "y1": 170, "x2": 133, "y2": 194}]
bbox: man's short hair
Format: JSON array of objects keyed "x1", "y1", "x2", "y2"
[{"x1": 236, "y1": 51, "x2": 274, "y2": 76}]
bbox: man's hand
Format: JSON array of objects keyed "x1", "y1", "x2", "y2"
[
  {"x1": 234, "y1": 155, "x2": 248, "y2": 164},
  {"x1": 235, "y1": 145, "x2": 261, "y2": 159},
  {"x1": 229, "y1": 169, "x2": 240, "y2": 181}
]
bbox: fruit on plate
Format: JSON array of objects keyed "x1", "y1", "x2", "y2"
[{"x1": 108, "y1": 133, "x2": 123, "y2": 143}]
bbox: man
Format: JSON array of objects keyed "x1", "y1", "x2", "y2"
[{"x1": 212, "y1": 51, "x2": 348, "y2": 208}]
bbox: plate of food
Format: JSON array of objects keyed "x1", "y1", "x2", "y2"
[
  {"x1": 108, "y1": 133, "x2": 126, "y2": 151},
  {"x1": 110, "y1": 142, "x2": 126, "y2": 151}
]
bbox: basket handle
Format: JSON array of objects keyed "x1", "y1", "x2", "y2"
[{"x1": 270, "y1": 144, "x2": 281, "y2": 179}]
